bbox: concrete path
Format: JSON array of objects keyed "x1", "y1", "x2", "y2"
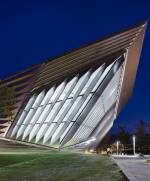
[{"x1": 113, "y1": 155, "x2": 150, "y2": 181}]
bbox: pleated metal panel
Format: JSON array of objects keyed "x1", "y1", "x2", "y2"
[{"x1": 63, "y1": 64, "x2": 123, "y2": 147}]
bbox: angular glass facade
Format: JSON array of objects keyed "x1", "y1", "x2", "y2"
[
  {"x1": 0, "y1": 22, "x2": 147, "y2": 149},
  {"x1": 10, "y1": 56, "x2": 123, "y2": 148}
]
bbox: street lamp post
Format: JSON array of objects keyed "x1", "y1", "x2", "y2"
[
  {"x1": 116, "y1": 141, "x2": 119, "y2": 155},
  {"x1": 133, "y1": 135, "x2": 136, "y2": 155}
]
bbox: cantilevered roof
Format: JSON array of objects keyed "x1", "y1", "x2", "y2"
[{"x1": 32, "y1": 22, "x2": 147, "y2": 93}]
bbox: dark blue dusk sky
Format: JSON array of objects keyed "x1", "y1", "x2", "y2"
[{"x1": 0, "y1": 0, "x2": 150, "y2": 133}]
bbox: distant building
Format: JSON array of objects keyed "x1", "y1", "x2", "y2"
[{"x1": 0, "y1": 22, "x2": 147, "y2": 149}]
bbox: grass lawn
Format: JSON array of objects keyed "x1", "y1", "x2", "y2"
[{"x1": 0, "y1": 141, "x2": 124, "y2": 181}]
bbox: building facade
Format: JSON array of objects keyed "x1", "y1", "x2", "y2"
[{"x1": 0, "y1": 22, "x2": 147, "y2": 149}]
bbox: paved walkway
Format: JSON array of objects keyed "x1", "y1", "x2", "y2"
[{"x1": 113, "y1": 155, "x2": 150, "y2": 181}]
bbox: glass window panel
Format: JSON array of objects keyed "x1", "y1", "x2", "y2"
[
  {"x1": 52, "y1": 123, "x2": 64, "y2": 139},
  {"x1": 16, "y1": 111, "x2": 29, "y2": 126},
  {"x1": 32, "y1": 91, "x2": 45, "y2": 108},
  {"x1": 11, "y1": 94, "x2": 37, "y2": 138},
  {"x1": 62, "y1": 96, "x2": 82, "y2": 122},
  {"x1": 49, "y1": 82, "x2": 66, "y2": 103},
  {"x1": 60, "y1": 122, "x2": 74, "y2": 142},
  {"x1": 80, "y1": 65, "x2": 104, "y2": 95},
  {"x1": 30, "y1": 107, "x2": 43, "y2": 124},
  {"x1": 52, "y1": 99, "x2": 72, "y2": 123},
  {"x1": 68, "y1": 71, "x2": 90, "y2": 98},
  {"x1": 22, "y1": 124, "x2": 33, "y2": 140},
  {"x1": 16, "y1": 125, "x2": 25, "y2": 139},
  {"x1": 43, "y1": 123, "x2": 56, "y2": 143},
  {"x1": 51, "y1": 123, "x2": 65, "y2": 144},
  {"x1": 71, "y1": 94, "x2": 93, "y2": 122},
  {"x1": 21, "y1": 109, "x2": 35, "y2": 125},
  {"x1": 92, "y1": 61, "x2": 115, "y2": 92},
  {"x1": 44, "y1": 102, "x2": 62, "y2": 123},
  {"x1": 35, "y1": 124, "x2": 48, "y2": 143},
  {"x1": 10, "y1": 125, "x2": 19, "y2": 138},
  {"x1": 37, "y1": 104, "x2": 52, "y2": 123},
  {"x1": 40, "y1": 87, "x2": 55, "y2": 106},
  {"x1": 58, "y1": 76, "x2": 78, "y2": 101},
  {"x1": 24, "y1": 94, "x2": 37, "y2": 111},
  {"x1": 29, "y1": 124, "x2": 40, "y2": 142}
]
